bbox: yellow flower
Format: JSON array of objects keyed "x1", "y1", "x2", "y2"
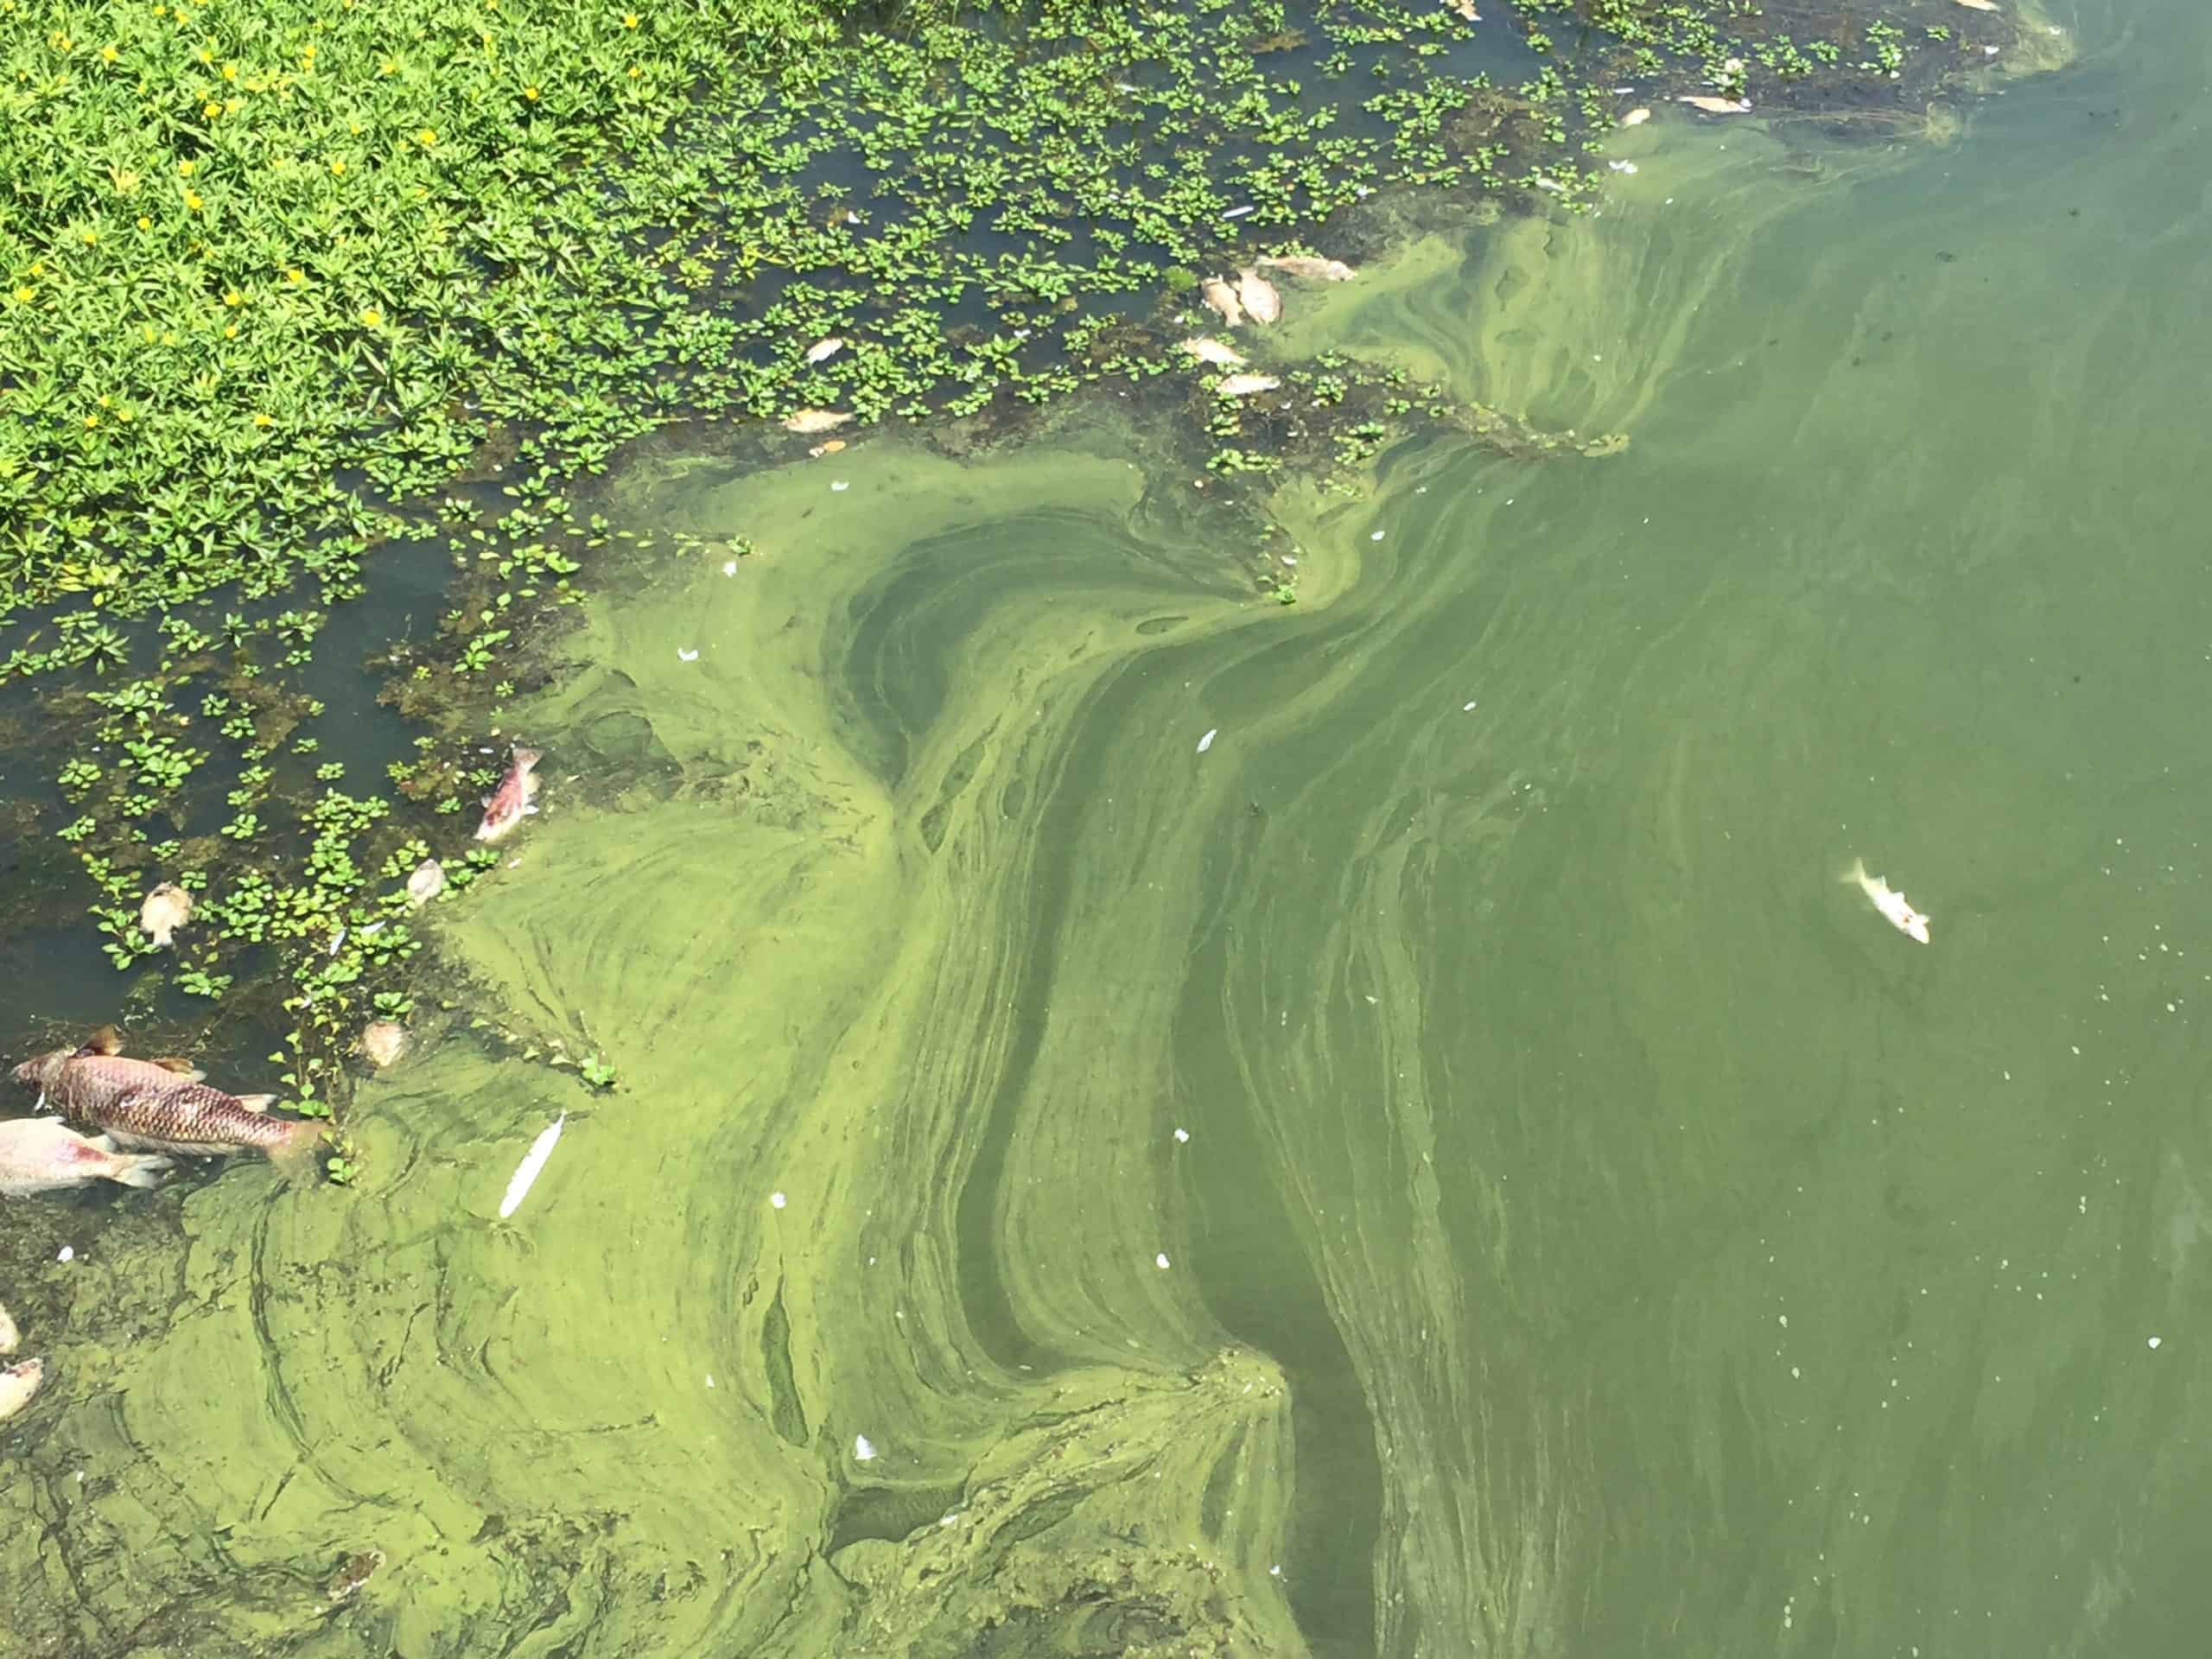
[
  {"x1": 185, "y1": 190, "x2": 204, "y2": 211},
  {"x1": 330, "y1": 158, "x2": 346, "y2": 175},
  {"x1": 252, "y1": 412, "x2": 272, "y2": 428},
  {"x1": 380, "y1": 60, "x2": 397, "y2": 75},
  {"x1": 197, "y1": 47, "x2": 211, "y2": 63},
  {"x1": 417, "y1": 127, "x2": 435, "y2": 144},
  {"x1": 153, "y1": 4, "x2": 166, "y2": 15},
  {"x1": 224, "y1": 97, "x2": 238, "y2": 112},
  {"x1": 118, "y1": 408, "x2": 133, "y2": 423},
  {"x1": 223, "y1": 288, "x2": 242, "y2": 305},
  {"x1": 287, "y1": 267, "x2": 305, "y2": 283},
  {"x1": 203, "y1": 99, "x2": 220, "y2": 118},
  {"x1": 143, "y1": 323, "x2": 157, "y2": 342},
  {"x1": 137, "y1": 214, "x2": 151, "y2": 230},
  {"x1": 623, "y1": 12, "x2": 639, "y2": 27},
  {"x1": 99, "y1": 395, "x2": 112, "y2": 408},
  {"x1": 81, "y1": 230, "x2": 97, "y2": 245},
  {"x1": 177, "y1": 159, "x2": 194, "y2": 175},
  {"x1": 221, "y1": 62, "x2": 235, "y2": 79},
  {"x1": 302, "y1": 43, "x2": 315, "y2": 59},
  {"x1": 523, "y1": 85, "x2": 538, "y2": 99},
  {"x1": 223, "y1": 322, "x2": 238, "y2": 338},
  {"x1": 162, "y1": 330, "x2": 176, "y2": 345},
  {"x1": 100, "y1": 43, "x2": 118, "y2": 62},
  {"x1": 10, "y1": 285, "x2": 33, "y2": 304},
  {"x1": 85, "y1": 415, "x2": 99, "y2": 429},
  {"x1": 362, "y1": 307, "x2": 383, "y2": 326},
  {"x1": 626, "y1": 65, "x2": 639, "y2": 77},
  {"x1": 29, "y1": 263, "x2": 44, "y2": 276}
]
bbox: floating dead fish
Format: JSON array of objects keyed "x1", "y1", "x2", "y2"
[
  {"x1": 359, "y1": 1021, "x2": 408, "y2": 1070},
  {"x1": 499, "y1": 1113, "x2": 566, "y2": 1219},
  {"x1": 1234, "y1": 267, "x2": 1281, "y2": 325},
  {"x1": 139, "y1": 883, "x2": 192, "y2": 949},
  {"x1": 1446, "y1": 0, "x2": 1478, "y2": 18},
  {"x1": 0, "y1": 1118, "x2": 173, "y2": 1197},
  {"x1": 1223, "y1": 205, "x2": 1255, "y2": 219},
  {"x1": 0, "y1": 1301, "x2": 16, "y2": 1355},
  {"x1": 406, "y1": 858, "x2": 445, "y2": 906},
  {"x1": 0, "y1": 1358, "x2": 43, "y2": 1424},
  {"x1": 1844, "y1": 858, "x2": 1930, "y2": 944},
  {"x1": 804, "y1": 336, "x2": 845, "y2": 364},
  {"x1": 781, "y1": 408, "x2": 854, "y2": 435},
  {"x1": 1258, "y1": 254, "x2": 1355, "y2": 283},
  {"x1": 1678, "y1": 95, "x2": 1752, "y2": 114},
  {"x1": 1199, "y1": 278, "x2": 1244, "y2": 327},
  {"x1": 1197, "y1": 728, "x2": 1217, "y2": 754},
  {"x1": 808, "y1": 438, "x2": 847, "y2": 457},
  {"x1": 1216, "y1": 373, "x2": 1281, "y2": 397},
  {"x1": 1621, "y1": 106, "x2": 1650, "y2": 126},
  {"x1": 475, "y1": 745, "x2": 541, "y2": 842},
  {"x1": 1954, "y1": 0, "x2": 1999, "y2": 10},
  {"x1": 1179, "y1": 336, "x2": 1246, "y2": 367}
]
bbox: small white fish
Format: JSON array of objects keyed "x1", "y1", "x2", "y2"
[
  {"x1": 1179, "y1": 336, "x2": 1246, "y2": 367},
  {"x1": 1954, "y1": 0, "x2": 1999, "y2": 10},
  {"x1": 1845, "y1": 859, "x2": 1930, "y2": 944},
  {"x1": 1215, "y1": 373, "x2": 1280, "y2": 397},
  {"x1": 1679, "y1": 95, "x2": 1751, "y2": 115},
  {"x1": 1197, "y1": 728, "x2": 1217, "y2": 754},
  {"x1": 498, "y1": 1113, "x2": 566, "y2": 1219},
  {"x1": 0, "y1": 1357, "x2": 43, "y2": 1424},
  {"x1": 0, "y1": 1300, "x2": 16, "y2": 1356},
  {"x1": 805, "y1": 336, "x2": 845, "y2": 364}
]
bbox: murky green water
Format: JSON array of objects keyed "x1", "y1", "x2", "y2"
[{"x1": 14, "y1": 2, "x2": 2212, "y2": 1653}]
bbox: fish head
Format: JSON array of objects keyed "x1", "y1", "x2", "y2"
[
  {"x1": 1905, "y1": 912, "x2": 1931, "y2": 944},
  {"x1": 512, "y1": 746, "x2": 542, "y2": 772},
  {"x1": 10, "y1": 1048, "x2": 71, "y2": 1095}
]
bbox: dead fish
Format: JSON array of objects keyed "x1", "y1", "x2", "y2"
[
  {"x1": 1216, "y1": 373, "x2": 1281, "y2": 397},
  {"x1": 1844, "y1": 858, "x2": 1930, "y2": 944},
  {"x1": 809, "y1": 438, "x2": 848, "y2": 457},
  {"x1": 804, "y1": 336, "x2": 845, "y2": 365},
  {"x1": 781, "y1": 408, "x2": 853, "y2": 435},
  {"x1": 1234, "y1": 267, "x2": 1282, "y2": 325},
  {"x1": 1954, "y1": 0, "x2": 1999, "y2": 10},
  {"x1": 359, "y1": 1021, "x2": 408, "y2": 1069},
  {"x1": 0, "y1": 1118, "x2": 174, "y2": 1198},
  {"x1": 327, "y1": 1548, "x2": 385, "y2": 1605},
  {"x1": 1179, "y1": 337, "x2": 1247, "y2": 367},
  {"x1": 15, "y1": 1033, "x2": 319, "y2": 1173},
  {"x1": 139, "y1": 883, "x2": 192, "y2": 949},
  {"x1": 0, "y1": 1358, "x2": 43, "y2": 1424},
  {"x1": 1258, "y1": 254, "x2": 1356, "y2": 283},
  {"x1": 474, "y1": 745, "x2": 541, "y2": 842},
  {"x1": 1199, "y1": 278, "x2": 1245, "y2": 328},
  {"x1": 1446, "y1": 0, "x2": 1479, "y2": 18},
  {"x1": 1621, "y1": 106, "x2": 1651, "y2": 126},
  {"x1": 0, "y1": 1300, "x2": 17, "y2": 1355},
  {"x1": 406, "y1": 857, "x2": 446, "y2": 906},
  {"x1": 1678, "y1": 95, "x2": 1752, "y2": 115}
]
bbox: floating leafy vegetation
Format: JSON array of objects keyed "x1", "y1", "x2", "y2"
[{"x1": 0, "y1": 0, "x2": 2058, "y2": 1166}]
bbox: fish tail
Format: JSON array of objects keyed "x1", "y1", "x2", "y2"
[
  {"x1": 110, "y1": 1154, "x2": 174, "y2": 1191},
  {"x1": 1840, "y1": 857, "x2": 1870, "y2": 887},
  {"x1": 269, "y1": 1120, "x2": 327, "y2": 1184}
]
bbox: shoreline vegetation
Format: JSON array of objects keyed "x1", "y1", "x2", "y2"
[{"x1": 0, "y1": 0, "x2": 2068, "y2": 1168}]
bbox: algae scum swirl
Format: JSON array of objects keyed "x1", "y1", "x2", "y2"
[{"x1": 19, "y1": 0, "x2": 2212, "y2": 1654}]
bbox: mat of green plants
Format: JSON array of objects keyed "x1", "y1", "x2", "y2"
[{"x1": 16, "y1": 0, "x2": 2212, "y2": 1654}]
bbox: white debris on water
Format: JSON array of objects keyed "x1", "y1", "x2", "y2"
[
  {"x1": 1154, "y1": 1253, "x2": 1172, "y2": 1269},
  {"x1": 2149, "y1": 1336, "x2": 2163, "y2": 1350},
  {"x1": 1197, "y1": 728, "x2": 1217, "y2": 754},
  {"x1": 1463, "y1": 701, "x2": 1477, "y2": 711},
  {"x1": 1370, "y1": 530, "x2": 1385, "y2": 541},
  {"x1": 677, "y1": 647, "x2": 699, "y2": 662},
  {"x1": 771, "y1": 1191, "x2": 787, "y2": 1209},
  {"x1": 498, "y1": 1114, "x2": 566, "y2": 1219},
  {"x1": 831, "y1": 480, "x2": 850, "y2": 493},
  {"x1": 1173, "y1": 1128, "x2": 1191, "y2": 1143},
  {"x1": 57, "y1": 1247, "x2": 73, "y2": 1264},
  {"x1": 723, "y1": 561, "x2": 738, "y2": 575},
  {"x1": 706, "y1": 1374, "x2": 716, "y2": 1388},
  {"x1": 854, "y1": 1434, "x2": 877, "y2": 1462}
]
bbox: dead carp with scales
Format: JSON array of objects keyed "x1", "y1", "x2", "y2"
[{"x1": 11, "y1": 1027, "x2": 323, "y2": 1177}]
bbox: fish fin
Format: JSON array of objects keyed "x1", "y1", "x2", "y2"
[
  {"x1": 86, "y1": 1134, "x2": 118, "y2": 1153},
  {"x1": 152, "y1": 1058, "x2": 204, "y2": 1078},
  {"x1": 111, "y1": 1154, "x2": 174, "y2": 1191},
  {"x1": 269, "y1": 1121, "x2": 325, "y2": 1185},
  {"x1": 79, "y1": 1024, "x2": 124, "y2": 1057},
  {"x1": 148, "y1": 927, "x2": 175, "y2": 949},
  {"x1": 233, "y1": 1093, "x2": 277, "y2": 1114}
]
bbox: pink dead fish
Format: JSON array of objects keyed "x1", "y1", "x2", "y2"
[
  {"x1": 781, "y1": 408, "x2": 853, "y2": 435},
  {"x1": 1257, "y1": 255, "x2": 1356, "y2": 283},
  {"x1": 1199, "y1": 279, "x2": 1245, "y2": 328},
  {"x1": 1179, "y1": 337, "x2": 1246, "y2": 368},
  {"x1": 0, "y1": 1357, "x2": 42, "y2": 1423},
  {"x1": 1234, "y1": 267, "x2": 1281, "y2": 324},
  {"x1": 1216, "y1": 373, "x2": 1281, "y2": 397},
  {"x1": 0, "y1": 1117, "x2": 173, "y2": 1198},
  {"x1": 1845, "y1": 858, "x2": 1930, "y2": 944},
  {"x1": 12, "y1": 1027, "x2": 321, "y2": 1174},
  {"x1": 474, "y1": 745, "x2": 541, "y2": 842}
]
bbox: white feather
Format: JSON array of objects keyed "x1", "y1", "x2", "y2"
[{"x1": 499, "y1": 1114, "x2": 566, "y2": 1219}]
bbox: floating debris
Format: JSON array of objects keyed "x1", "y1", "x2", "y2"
[
  {"x1": 804, "y1": 336, "x2": 845, "y2": 364},
  {"x1": 1216, "y1": 373, "x2": 1281, "y2": 397},
  {"x1": 722, "y1": 561, "x2": 739, "y2": 576},
  {"x1": 406, "y1": 859, "x2": 445, "y2": 906},
  {"x1": 808, "y1": 438, "x2": 847, "y2": 458},
  {"x1": 498, "y1": 1113, "x2": 565, "y2": 1219},
  {"x1": 1173, "y1": 1128, "x2": 1191, "y2": 1144},
  {"x1": 327, "y1": 1549, "x2": 385, "y2": 1606},
  {"x1": 1154, "y1": 1253, "x2": 1172, "y2": 1269},
  {"x1": 830, "y1": 480, "x2": 850, "y2": 493},
  {"x1": 1446, "y1": 0, "x2": 1478, "y2": 18},
  {"x1": 771, "y1": 1190, "x2": 787, "y2": 1209},
  {"x1": 1234, "y1": 267, "x2": 1282, "y2": 324},
  {"x1": 1608, "y1": 160, "x2": 1640, "y2": 175},
  {"x1": 677, "y1": 647, "x2": 700, "y2": 662},
  {"x1": 1954, "y1": 0, "x2": 1999, "y2": 10},
  {"x1": 1196, "y1": 728, "x2": 1217, "y2": 754},
  {"x1": 359, "y1": 1021, "x2": 408, "y2": 1070},
  {"x1": 781, "y1": 408, "x2": 853, "y2": 435},
  {"x1": 1179, "y1": 336, "x2": 1246, "y2": 367},
  {"x1": 1679, "y1": 95, "x2": 1752, "y2": 115},
  {"x1": 1257, "y1": 254, "x2": 1355, "y2": 283},
  {"x1": 1199, "y1": 278, "x2": 1245, "y2": 327},
  {"x1": 1621, "y1": 106, "x2": 1651, "y2": 126},
  {"x1": 853, "y1": 1434, "x2": 877, "y2": 1462},
  {"x1": 1223, "y1": 205, "x2": 1255, "y2": 219},
  {"x1": 139, "y1": 883, "x2": 192, "y2": 949}
]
